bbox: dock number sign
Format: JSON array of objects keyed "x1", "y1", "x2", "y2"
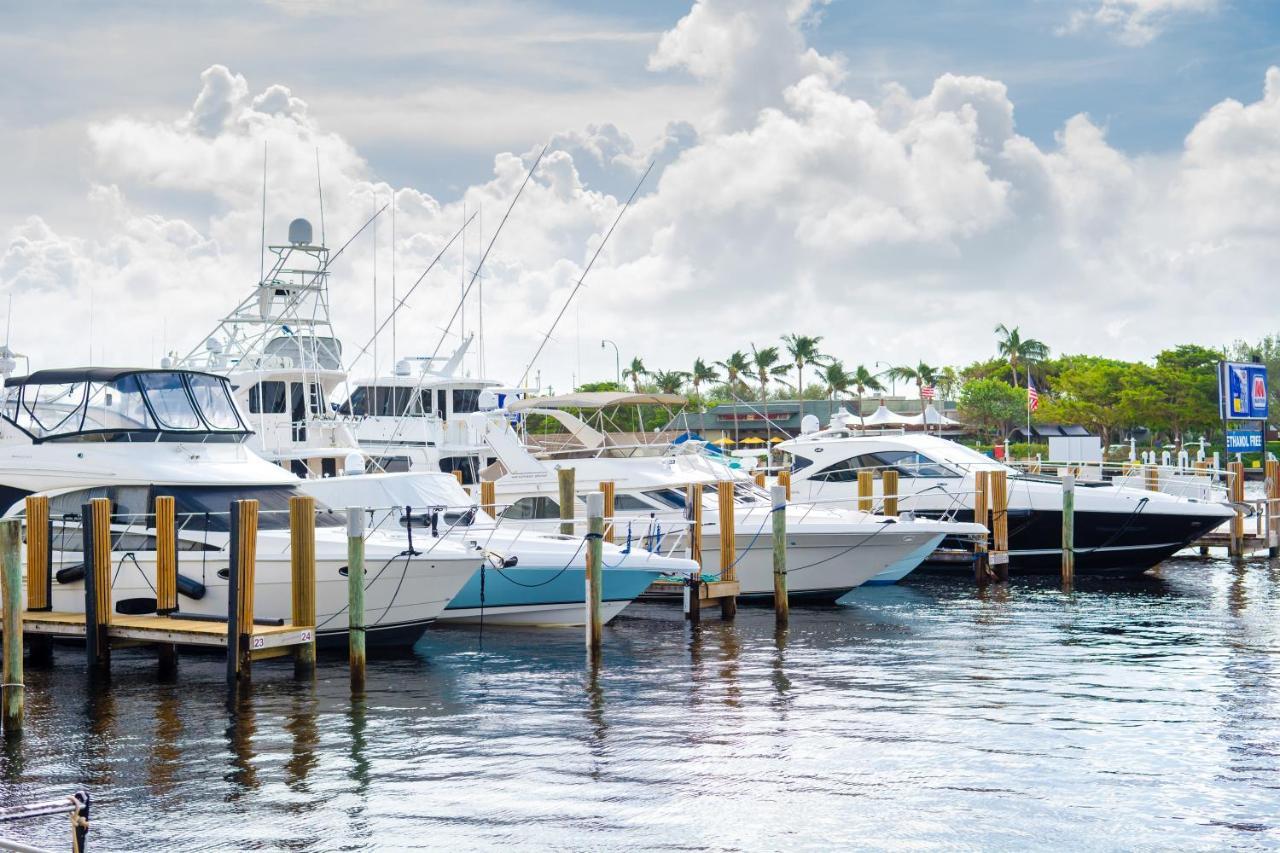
[{"x1": 1218, "y1": 361, "x2": 1268, "y2": 421}]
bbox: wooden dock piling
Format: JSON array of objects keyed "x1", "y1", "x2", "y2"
[
  {"x1": 717, "y1": 481, "x2": 737, "y2": 620},
  {"x1": 23, "y1": 496, "x2": 52, "y2": 666},
  {"x1": 558, "y1": 467, "x2": 576, "y2": 536},
  {"x1": 771, "y1": 485, "x2": 788, "y2": 628},
  {"x1": 857, "y1": 470, "x2": 874, "y2": 513},
  {"x1": 290, "y1": 495, "x2": 317, "y2": 679},
  {"x1": 82, "y1": 498, "x2": 112, "y2": 673},
  {"x1": 2, "y1": 518, "x2": 22, "y2": 735},
  {"x1": 990, "y1": 470, "x2": 1009, "y2": 582},
  {"x1": 347, "y1": 507, "x2": 367, "y2": 693},
  {"x1": 1061, "y1": 474, "x2": 1075, "y2": 588},
  {"x1": 881, "y1": 470, "x2": 899, "y2": 517},
  {"x1": 1228, "y1": 461, "x2": 1245, "y2": 558},
  {"x1": 600, "y1": 481, "x2": 615, "y2": 544},
  {"x1": 973, "y1": 470, "x2": 990, "y2": 584},
  {"x1": 585, "y1": 492, "x2": 604, "y2": 656}
]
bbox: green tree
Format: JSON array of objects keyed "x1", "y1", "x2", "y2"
[
  {"x1": 782, "y1": 334, "x2": 827, "y2": 400},
  {"x1": 994, "y1": 323, "x2": 1049, "y2": 386},
  {"x1": 959, "y1": 378, "x2": 1026, "y2": 438},
  {"x1": 622, "y1": 357, "x2": 647, "y2": 393}
]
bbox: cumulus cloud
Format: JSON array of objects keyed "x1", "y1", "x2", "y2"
[
  {"x1": 1062, "y1": 0, "x2": 1219, "y2": 46},
  {"x1": 1, "y1": 0, "x2": 1279, "y2": 389}
]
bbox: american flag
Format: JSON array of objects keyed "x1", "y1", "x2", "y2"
[
  {"x1": 921, "y1": 385, "x2": 936, "y2": 400},
  {"x1": 1027, "y1": 379, "x2": 1039, "y2": 411}
]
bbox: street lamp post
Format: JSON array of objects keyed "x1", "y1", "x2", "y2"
[{"x1": 601, "y1": 339, "x2": 621, "y2": 386}]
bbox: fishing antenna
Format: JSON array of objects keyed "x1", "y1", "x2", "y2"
[{"x1": 518, "y1": 159, "x2": 654, "y2": 387}]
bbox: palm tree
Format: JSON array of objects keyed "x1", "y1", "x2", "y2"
[
  {"x1": 715, "y1": 350, "x2": 751, "y2": 398},
  {"x1": 850, "y1": 364, "x2": 886, "y2": 426},
  {"x1": 651, "y1": 370, "x2": 690, "y2": 395},
  {"x1": 782, "y1": 334, "x2": 827, "y2": 401},
  {"x1": 886, "y1": 361, "x2": 938, "y2": 417},
  {"x1": 622, "y1": 357, "x2": 648, "y2": 393},
  {"x1": 690, "y1": 358, "x2": 720, "y2": 402},
  {"x1": 817, "y1": 360, "x2": 854, "y2": 401},
  {"x1": 750, "y1": 344, "x2": 789, "y2": 401},
  {"x1": 994, "y1": 323, "x2": 1049, "y2": 386}
]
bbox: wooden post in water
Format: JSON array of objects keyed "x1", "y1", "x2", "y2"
[
  {"x1": 1145, "y1": 464, "x2": 1160, "y2": 493},
  {"x1": 717, "y1": 480, "x2": 737, "y2": 620},
  {"x1": 1266, "y1": 459, "x2": 1280, "y2": 559},
  {"x1": 558, "y1": 467, "x2": 576, "y2": 536},
  {"x1": 685, "y1": 483, "x2": 703, "y2": 624},
  {"x1": 973, "y1": 471, "x2": 990, "y2": 584},
  {"x1": 82, "y1": 498, "x2": 112, "y2": 674},
  {"x1": 347, "y1": 507, "x2": 367, "y2": 693},
  {"x1": 600, "y1": 481, "x2": 616, "y2": 544},
  {"x1": 226, "y1": 500, "x2": 259, "y2": 684},
  {"x1": 1228, "y1": 461, "x2": 1245, "y2": 558},
  {"x1": 777, "y1": 469, "x2": 791, "y2": 500},
  {"x1": 857, "y1": 470, "x2": 874, "y2": 513},
  {"x1": 290, "y1": 495, "x2": 317, "y2": 679},
  {"x1": 154, "y1": 495, "x2": 179, "y2": 679},
  {"x1": 480, "y1": 480, "x2": 497, "y2": 519},
  {"x1": 1, "y1": 518, "x2": 22, "y2": 736},
  {"x1": 771, "y1": 485, "x2": 789, "y2": 628},
  {"x1": 990, "y1": 469, "x2": 1009, "y2": 581},
  {"x1": 881, "y1": 470, "x2": 899, "y2": 517},
  {"x1": 23, "y1": 496, "x2": 52, "y2": 667},
  {"x1": 585, "y1": 491, "x2": 604, "y2": 657},
  {"x1": 1061, "y1": 474, "x2": 1075, "y2": 588}
]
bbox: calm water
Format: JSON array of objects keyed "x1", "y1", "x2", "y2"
[{"x1": 3, "y1": 554, "x2": 1280, "y2": 851}]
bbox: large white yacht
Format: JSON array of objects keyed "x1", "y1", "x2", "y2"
[
  {"x1": 777, "y1": 421, "x2": 1235, "y2": 576},
  {"x1": 0, "y1": 366, "x2": 482, "y2": 645},
  {"x1": 466, "y1": 411, "x2": 987, "y2": 600}
]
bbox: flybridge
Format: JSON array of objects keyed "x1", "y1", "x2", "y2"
[{"x1": 2, "y1": 368, "x2": 250, "y2": 443}]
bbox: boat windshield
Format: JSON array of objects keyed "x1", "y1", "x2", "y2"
[{"x1": 3, "y1": 370, "x2": 249, "y2": 442}]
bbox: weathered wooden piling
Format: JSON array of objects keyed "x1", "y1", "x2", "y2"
[
  {"x1": 347, "y1": 507, "x2": 366, "y2": 693},
  {"x1": 990, "y1": 469, "x2": 1009, "y2": 582},
  {"x1": 1061, "y1": 474, "x2": 1075, "y2": 588},
  {"x1": 82, "y1": 498, "x2": 112, "y2": 673},
  {"x1": 1267, "y1": 459, "x2": 1279, "y2": 559},
  {"x1": 771, "y1": 485, "x2": 788, "y2": 628},
  {"x1": 480, "y1": 480, "x2": 496, "y2": 519},
  {"x1": 585, "y1": 491, "x2": 604, "y2": 656},
  {"x1": 226, "y1": 500, "x2": 259, "y2": 684},
  {"x1": 717, "y1": 480, "x2": 737, "y2": 620},
  {"x1": 2, "y1": 518, "x2": 22, "y2": 735},
  {"x1": 154, "y1": 494, "x2": 179, "y2": 678},
  {"x1": 558, "y1": 467, "x2": 576, "y2": 536},
  {"x1": 777, "y1": 469, "x2": 791, "y2": 500},
  {"x1": 23, "y1": 496, "x2": 52, "y2": 666},
  {"x1": 1228, "y1": 461, "x2": 1245, "y2": 558},
  {"x1": 881, "y1": 469, "x2": 899, "y2": 517},
  {"x1": 290, "y1": 495, "x2": 317, "y2": 679},
  {"x1": 600, "y1": 481, "x2": 615, "y2": 544},
  {"x1": 857, "y1": 470, "x2": 874, "y2": 513},
  {"x1": 973, "y1": 470, "x2": 990, "y2": 584}
]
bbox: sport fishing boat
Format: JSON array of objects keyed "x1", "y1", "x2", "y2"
[
  {"x1": 778, "y1": 424, "x2": 1235, "y2": 576},
  {"x1": 0, "y1": 366, "x2": 482, "y2": 645},
  {"x1": 300, "y1": 472, "x2": 695, "y2": 626},
  {"x1": 467, "y1": 411, "x2": 987, "y2": 600}
]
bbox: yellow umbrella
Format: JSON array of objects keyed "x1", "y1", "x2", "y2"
[
  {"x1": 740, "y1": 436, "x2": 766, "y2": 445},
  {"x1": 711, "y1": 437, "x2": 736, "y2": 446}
]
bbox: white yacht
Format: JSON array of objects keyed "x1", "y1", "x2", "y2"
[
  {"x1": 467, "y1": 411, "x2": 987, "y2": 600},
  {"x1": 778, "y1": 423, "x2": 1235, "y2": 576},
  {"x1": 0, "y1": 366, "x2": 481, "y2": 645}
]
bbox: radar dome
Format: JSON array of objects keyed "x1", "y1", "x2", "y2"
[{"x1": 288, "y1": 218, "x2": 314, "y2": 246}]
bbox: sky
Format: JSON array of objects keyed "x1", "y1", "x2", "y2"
[{"x1": 1, "y1": 0, "x2": 1279, "y2": 393}]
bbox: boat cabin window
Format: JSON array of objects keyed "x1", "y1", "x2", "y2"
[
  {"x1": 810, "y1": 450, "x2": 958, "y2": 481},
  {"x1": 452, "y1": 389, "x2": 481, "y2": 415},
  {"x1": 4, "y1": 370, "x2": 248, "y2": 442},
  {"x1": 247, "y1": 381, "x2": 288, "y2": 414},
  {"x1": 500, "y1": 496, "x2": 561, "y2": 520}
]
